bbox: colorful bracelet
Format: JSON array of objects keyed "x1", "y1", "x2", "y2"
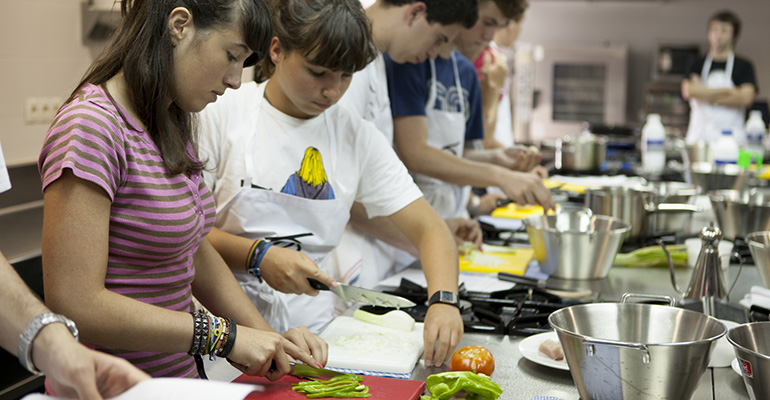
[
  {"x1": 246, "y1": 240, "x2": 274, "y2": 282},
  {"x1": 217, "y1": 317, "x2": 237, "y2": 359}
]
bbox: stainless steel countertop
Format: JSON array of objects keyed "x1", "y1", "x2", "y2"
[{"x1": 409, "y1": 264, "x2": 756, "y2": 400}]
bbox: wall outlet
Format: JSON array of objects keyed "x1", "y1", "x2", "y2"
[{"x1": 24, "y1": 97, "x2": 63, "y2": 124}]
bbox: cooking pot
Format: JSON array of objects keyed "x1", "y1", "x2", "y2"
[
  {"x1": 747, "y1": 231, "x2": 770, "y2": 288},
  {"x1": 522, "y1": 207, "x2": 630, "y2": 279},
  {"x1": 644, "y1": 181, "x2": 701, "y2": 234},
  {"x1": 681, "y1": 141, "x2": 714, "y2": 164},
  {"x1": 549, "y1": 293, "x2": 726, "y2": 400},
  {"x1": 710, "y1": 189, "x2": 770, "y2": 241},
  {"x1": 584, "y1": 185, "x2": 700, "y2": 241},
  {"x1": 554, "y1": 134, "x2": 607, "y2": 172}
]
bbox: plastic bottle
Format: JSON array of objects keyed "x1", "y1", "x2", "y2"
[
  {"x1": 743, "y1": 110, "x2": 767, "y2": 169},
  {"x1": 641, "y1": 113, "x2": 666, "y2": 175},
  {"x1": 714, "y1": 129, "x2": 739, "y2": 166}
]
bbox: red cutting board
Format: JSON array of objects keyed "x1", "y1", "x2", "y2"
[{"x1": 234, "y1": 373, "x2": 425, "y2": 400}]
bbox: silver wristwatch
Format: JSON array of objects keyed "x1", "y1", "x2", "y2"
[
  {"x1": 428, "y1": 290, "x2": 460, "y2": 308},
  {"x1": 18, "y1": 312, "x2": 79, "y2": 375}
]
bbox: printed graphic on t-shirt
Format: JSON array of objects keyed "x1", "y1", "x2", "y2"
[
  {"x1": 280, "y1": 146, "x2": 335, "y2": 200},
  {"x1": 433, "y1": 80, "x2": 470, "y2": 121}
]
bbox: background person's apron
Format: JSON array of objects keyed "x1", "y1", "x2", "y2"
[
  {"x1": 411, "y1": 53, "x2": 471, "y2": 219},
  {"x1": 686, "y1": 54, "x2": 747, "y2": 145},
  {"x1": 214, "y1": 84, "x2": 350, "y2": 333}
]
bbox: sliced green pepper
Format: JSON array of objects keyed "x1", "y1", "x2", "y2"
[
  {"x1": 292, "y1": 373, "x2": 371, "y2": 398},
  {"x1": 422, "y1": 371, "x2": 503, "y2": 400}
]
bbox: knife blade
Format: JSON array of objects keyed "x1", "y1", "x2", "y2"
[
  {"x1": 307, "y1": 278, "x2": 416, "y2": 308},
  {"x1": 290, "y1": 363, "x2": 343, "y2": 380}
]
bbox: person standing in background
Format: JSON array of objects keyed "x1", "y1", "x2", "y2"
[
  {"x1": 454, "y1": 0, "x2": 529, "y2": 151},
  {"x1": 682, "y1": 10, "x2": 757, "y2": 145},
  {"x1": 332, "y1": 0, "x2": 482, "y2": 290}
]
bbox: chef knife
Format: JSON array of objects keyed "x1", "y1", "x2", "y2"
[{"x1": 307, "y1": 278, "x2": 416, "y2": 308}]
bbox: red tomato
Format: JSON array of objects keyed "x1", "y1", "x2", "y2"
[{"x1": 449, "y1": 345, "x2": 495, "y2": 376}]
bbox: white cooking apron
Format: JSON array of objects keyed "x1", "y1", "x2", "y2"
[
  {"x1": 214, "y1": 83, "x2": 350, "y2": 333},
  {"x1": 686, "y1": 54, "x2": 747, "y2": 145},
  {"x1": 412, "y1": 53, "x2": 471, "y2": 219}
]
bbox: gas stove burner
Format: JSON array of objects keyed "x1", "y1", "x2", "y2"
[{"x1": 367, "y1": 279, "x2": 583, "y2": 336}]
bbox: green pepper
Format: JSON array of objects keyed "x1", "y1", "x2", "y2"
[
  {"x1": 422, "y1": 371, "x2": 503, "y2": 400},
  {"x1": 292, "y1": 373, "x2": 371, "y2": 398}
]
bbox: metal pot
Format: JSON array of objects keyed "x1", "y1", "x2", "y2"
[
  {"x1": 549, "y1": 294, "x2": 726, "y2": 400},
  {"x1": 644, "y1": 181, "x2": 701, "y2": 234},
  {"x1": 710, "y1": 189, "x2": 770, "y2": 241},
  {"x1": 584, "y1": 186, "x2": 700, "y2": 241},
  {"x1": 522, "y1": 208, "x2": 630, "y2": 280},
  {"x1": 555, "y1": 134, "x2": 608, "y2": 172}
]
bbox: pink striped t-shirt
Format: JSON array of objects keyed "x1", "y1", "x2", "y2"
[{"x1": 38, "y1": 83, "x2": 216, "y2": 378}]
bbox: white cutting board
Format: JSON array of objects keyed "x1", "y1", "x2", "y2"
[{"x1": 319, "y1": 316, "x2": 424, "y2": 374}]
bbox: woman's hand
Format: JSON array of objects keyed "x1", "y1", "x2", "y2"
[
  {"x1": 36, "y1": 324, "x2": 149, "y2": 400},
  {"x1": 281, "y1": 326, "x2": 329, "y2": 367},
  {"x1": 227, "y1": 326, "x2": 291, "y2": 381},
  {"x1": 422, "y1": 304, "x2": 463, "y2": 367},
  {"x1": 259, "y1": 247, "x2": 337, "y2": 295}
]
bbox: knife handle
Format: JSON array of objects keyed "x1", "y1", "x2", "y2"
[
  {"x1": 497, "y1": 272, "x2": 545, "y2": 288},
  {"x1": 496, "y1": 198, "x2": 514, "y2": 208},
  {"x1": 307, "y1": 277, "x2": 330, "y2": 291}
]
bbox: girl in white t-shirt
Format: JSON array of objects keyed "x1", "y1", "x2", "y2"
[{"x1": 199, "y1": 0, "x2": 463, "y2": 367}]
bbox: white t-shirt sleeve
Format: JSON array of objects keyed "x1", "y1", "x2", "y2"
[
  {"x1": 0, "y1": 139, "x2": 10, "y2": 193},
  {"x1": 198, "y1": 98, "x2": 227, "y2": 193},
  {"x1": 348, "y1": 114, "x2": 423, "y2": 218}
]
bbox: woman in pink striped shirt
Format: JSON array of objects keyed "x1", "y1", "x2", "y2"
[{"x1": 38, "y1": 0, "x2": 326, "y2": 380}]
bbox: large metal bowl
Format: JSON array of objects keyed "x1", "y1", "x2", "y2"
[
  {"x1": 523, "y1": 208, "x2": 630, "y2": 279},
  {"x1": 550, "y1": 300, "x2": 726, "y2": 400},
  {"x1": 685, "y1": 162, "x2": 752, "y2": 192},
  {"x1": 727, "y1": 322, "x2": 770, "y2": 399},
  {"x1": 747, "y1": 232, "x2": 770, "y2": 289},
  {"x1": 710, "y1": 189, "x2": 770, "y2": 241}
]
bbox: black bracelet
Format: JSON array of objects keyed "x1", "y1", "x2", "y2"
[
  {"x1": 188, "y1": 312, "x2": 203, "y2": 356},
  {"x1": 218, "y1": 317, "x2": 237, "y2": 358}
]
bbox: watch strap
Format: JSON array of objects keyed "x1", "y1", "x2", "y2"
[
  {"x1": 428, "y1": 290, "x2": 460, "y2": 308},
  {"x1": 18, "y1": 313, "x2": 79, "y2": 375}
]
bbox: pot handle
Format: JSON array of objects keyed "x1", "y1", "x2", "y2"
[
  {"x1": 581, "y1": 337, "x2": 651, "y2": 364},
  {"x1": 620, "y1": 293, "x2": 675, "y2": 306},
  {"x1": 644, "y1": 203, "x2": 702, "y2": 214}
]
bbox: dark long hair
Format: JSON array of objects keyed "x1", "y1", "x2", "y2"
[
  {"x1": 260, "y1": 0, "x2": 377, "y2": 79},
  {"x1": 72, "y1": 0, "x2": 272, "y2": 174}
]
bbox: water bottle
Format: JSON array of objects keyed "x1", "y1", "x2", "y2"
[
  {"x1": 641, "y1": 113, "x2": 666, "y2": 175},
  {"x1": 714, "y1": 130, "x2": 739, "y2": 166},
  {"x1": 742, "y1": 110, "x2": 767, "y2": 169}
]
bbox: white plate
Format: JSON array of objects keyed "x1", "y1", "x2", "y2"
[
  {"x1": 732, "y1": 358, "x2": 743, "y2": 376},
  {"x1": 518, "y1": 331, "x2": 569, "y2": 371}
]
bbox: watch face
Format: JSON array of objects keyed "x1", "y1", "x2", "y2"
[{"x1": 441, "y1": 292, "x2": 456, "y2": 303}]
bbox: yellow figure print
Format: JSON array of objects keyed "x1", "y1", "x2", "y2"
[{"x1": 281, "y1": 147, "x2": 335, "y2": 199}]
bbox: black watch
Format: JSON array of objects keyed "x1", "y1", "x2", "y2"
[{"x1": 428, "y1": 290, "x2": 460, "y2": 308}]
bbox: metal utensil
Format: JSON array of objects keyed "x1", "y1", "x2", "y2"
[
  {"x1": 290, "y1": 363, "x2": 343, "y2": 380},
  {"x1": 307, "y1": 278, "x2": 416, "y2": 308}
]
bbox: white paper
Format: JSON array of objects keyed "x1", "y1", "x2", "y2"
[
  {"x1": 21, "y1": 378, "x2": 263, "y2": 400},
  {"x1": 377, "y1": 268, "x2": 515, "y2": 293}
]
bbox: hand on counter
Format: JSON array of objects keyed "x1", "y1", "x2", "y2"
[{"x1": 422, "y1": 303, "x2": 463, "y2": 367}]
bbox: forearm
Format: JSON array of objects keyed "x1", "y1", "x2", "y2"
[
  {"x1": 463, "y1": 148, "x2": 507, "y2": 166},
  {"x1": 710, "y1": 87, "x2": 756, "y2": 108},
  {"x1": 389, "y1": 200, "x2": 458, "y2": 295},
  {"x1": 348, "y1": 202, "x2": 418, "y2": 256},
  {"x1": 191, "y1": 238, "x2": 274, "y2": 331},
  {"x1": 207, "y1": 227, "x2": 254, "y2": 273},
  {"x1": 403, "y1": 144, "x2": 508, "y2": 188},
  {"x1": 0, "y1": 252, "x2": 51, "y2": 355}
]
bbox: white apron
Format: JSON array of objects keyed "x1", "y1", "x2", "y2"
[
  {"x1": 214, "y1": 83, "x2": 350, "y2": 333},
  {"x1": 412, "y1": 53, "x2": 471, "y2": 219},
  {"x1": 686, "y1": 54, "x2": 747, "y2": 145}
]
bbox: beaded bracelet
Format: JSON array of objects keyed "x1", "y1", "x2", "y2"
[
  {"x1": 246, "y1": 240, "x2": 274, "y2": 282},
  {"x1": 218, "y1": 317, "x2": 237, "y2": 359}
]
